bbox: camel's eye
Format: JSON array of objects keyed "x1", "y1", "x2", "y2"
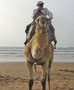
[
  {"x1": 37, "y1": 47, "x2": 41, "y2": 51},
  {"x1": 38, "y1": 48, "x2": 41, "y2": 51}
]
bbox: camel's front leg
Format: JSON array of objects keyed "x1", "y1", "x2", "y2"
[
  {"x1": 27, "y1": 61, "x2": 33, "y2": 90},
  {"x1": 48, "y1": 61, "x2": 52, "y2": 90},
  {"x1": 41, "y1": 62, "x2": 48, "y2": 90}
]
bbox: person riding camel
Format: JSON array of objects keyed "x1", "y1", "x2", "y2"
[{"x1": 24, "y1": 1, "x2": 57, "y2": 46}]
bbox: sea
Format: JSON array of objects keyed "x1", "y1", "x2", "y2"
[{"x1": 0, "y1": 46, "x2": 74, "y2": 62}]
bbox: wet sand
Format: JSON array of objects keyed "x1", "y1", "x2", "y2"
[{"x1": 0, "y1": 62, "x2": 74, "y2": 90}]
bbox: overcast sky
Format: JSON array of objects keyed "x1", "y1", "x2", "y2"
[{"x1": 0, "y1": 0, "x2": 74, "y2": 47}]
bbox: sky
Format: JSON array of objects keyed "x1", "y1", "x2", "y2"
[{"x1": 0, "y1": 0, "x2": 74, "y2": 47}]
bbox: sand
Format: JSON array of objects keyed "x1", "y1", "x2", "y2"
[{"x1": 0, "y1": 62, "x2": 74, "y2": 90}]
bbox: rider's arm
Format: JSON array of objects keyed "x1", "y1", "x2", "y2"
[
  {"x1": 44, "y1": 8, "x2": 53, "y2": 25},
  {"x1": 32, "y1": 9, "x2": 38, "y2": 19},
  {"x1": 45, "y1": 8, "x2": 53, "y2": 20}
]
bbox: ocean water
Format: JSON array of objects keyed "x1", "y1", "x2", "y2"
[
  {"x1": 0, "y1": 47, "x2": 25, "y2": 62},
  {"x1": 0, "y1": 47, "x2": 74, "y2": 62}
]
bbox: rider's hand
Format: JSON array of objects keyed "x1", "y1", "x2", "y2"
[{"x1": 54, "y1": 39, "x2": 57, "y2": 45}]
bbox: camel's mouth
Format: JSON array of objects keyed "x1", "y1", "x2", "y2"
[
  {"x1": 39, "y1": 22, "x2": 48, "y2": 28},
  {"x1": 37, "y1": 16, "x2": 49, "y2": 30}
]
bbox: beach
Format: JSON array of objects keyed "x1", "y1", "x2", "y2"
[
  {"x1": 0, "y1": 47, "x2": 74, "y2": 90},
  {"x1": 0, "y1": 62, "x2": 74, "y2": 90}
]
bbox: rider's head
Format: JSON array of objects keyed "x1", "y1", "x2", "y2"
[{"x1": 37, "y1": 1, "x2": 44, "y2": 9}]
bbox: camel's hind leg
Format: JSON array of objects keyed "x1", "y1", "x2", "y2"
[
  {"x1": 27, "y1": 61, "x2": 33, "y2": 90},
  {"x1": 48, "y1": 61, "x2": 52, "y2": 90}
]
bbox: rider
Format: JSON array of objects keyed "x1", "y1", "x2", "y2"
[{"x1": 24, "y1": 1, "x2": 57, "y2": 46}]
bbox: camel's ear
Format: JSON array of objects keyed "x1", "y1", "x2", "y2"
[
  {"x1": 47, "y1": 18, "x2": 49, "y2": 23},
  {"x1": 35, "y1": 17, "x2": 39, "y2": 25},
  {"x1": 35, "y1": 19, "x2": 39, "y2": 25}
]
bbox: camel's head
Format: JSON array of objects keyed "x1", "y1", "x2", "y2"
[{"x1": 35, "y1": 15, "x2": 49, "y2": 30}]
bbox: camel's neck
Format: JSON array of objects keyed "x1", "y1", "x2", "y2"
[{"x1": 35, "y1": 29, "x2": 49, "y2": 49}]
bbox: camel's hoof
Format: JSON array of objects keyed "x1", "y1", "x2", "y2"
[
  {"x1": 29, "y1": 79, "x2": 34, "y2": 90},
  {"x1": 42, "y1": 79, "x2": 46, "y2": 90}
]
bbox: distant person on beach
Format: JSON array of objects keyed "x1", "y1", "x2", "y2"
[{"x1": 24, "y1": 1, "x2": 57, "y2": 46}]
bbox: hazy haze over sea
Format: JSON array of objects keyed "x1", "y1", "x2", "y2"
[{"x1": 0, "y1": 46, "x2": 74, "y2": 62}]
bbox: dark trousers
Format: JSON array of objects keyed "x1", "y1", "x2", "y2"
[
  {"x1": 25, "y1": 23, "x2": 32, "y2": 34},
  {"x1": 24, "y1": 23, "x2": 56, "y2": 45}
]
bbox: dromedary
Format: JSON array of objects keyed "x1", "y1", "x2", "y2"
[{"x1": 24, "y1": 16, "x2": 54, "y2": 90}]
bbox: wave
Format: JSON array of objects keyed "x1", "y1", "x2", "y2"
[{"x1": 0, "y1": 46, "x2": 74, "y2": 56}]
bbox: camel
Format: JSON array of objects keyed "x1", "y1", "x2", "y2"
[{"x1": 24, "y1": 16, "x2": 54, "y2": 90}]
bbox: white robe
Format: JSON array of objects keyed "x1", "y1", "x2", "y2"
[{"x1": 33, "y1": 8, "x2": 53, "y2": 19}]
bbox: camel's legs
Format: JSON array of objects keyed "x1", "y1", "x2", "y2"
[
  {"x1": 41, "y1": 62, "x2": 48, "y2": 90},
  {"x1": 48, "y1": 61, "x2": 52, "y2": 90},
  {"x1": 48, "y1": 44, "x2": 54, "y2": 90},
  {"x1": 27, "y1": 61, "x2": 33, "y2": 90}
]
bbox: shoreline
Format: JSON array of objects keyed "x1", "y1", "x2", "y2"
[{"x1": 0, "y1": 61, "x2": 74, "y2": 63}]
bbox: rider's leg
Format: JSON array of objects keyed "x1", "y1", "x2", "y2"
[
  {"x1": 27, "y1": 25, "x2": 35, "y2": 41},
  {"x1": 24, "y1": 24, "x2": 32, "y2": 45},
  {"x1": 25, "y1": 24, "x2": 32, "y2": 34},
  {"x1": 49, "y1": 24, "x2": 57, "y2": 45},
  {"x1": 24, "y1": 25, "x2": 35, "y2": 45}
]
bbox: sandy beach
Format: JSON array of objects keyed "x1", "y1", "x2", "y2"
[{"x1": 0, "y1": 62, "x2": 74, "y2": 90}]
